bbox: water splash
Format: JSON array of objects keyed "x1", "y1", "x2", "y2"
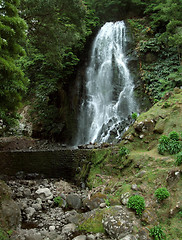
[{"x1": 76, "y1": 21, "x2": 138, "y2": 145}]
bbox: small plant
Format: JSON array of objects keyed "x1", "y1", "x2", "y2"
[
  {"x1": 175, "y1": 151, "x2": 182, "y2": 166},
  {"x1": 178, "y1": 210, "x2": 182, "y2": 218},
  {"x1": 119, "y1": 146, "x2": 130, "y2": 158},
  {"x1": 0, "y1": 228, "x2": 9, "y2": 240},
  {"x1": 154, "y1": 187, "x2": 170, "y2": 202},
  {"x1": 131, "y1": 112, "x2": 137, "y2": 120},
  {"x1": 53, "y1": 196, "x2": 63, "y2": 207},
  {"x1": 169, "y1": 131, "x2": 179, "y2": 141},
  {"x1": 104, "y1": 198, "x2": 110, "y2": 207},
  {"x1": 149, "y1": 225, "x2": 166, "y2": 240},
  {"x1": 127, "y1": 195, "x2": 145, "y2": 215}
]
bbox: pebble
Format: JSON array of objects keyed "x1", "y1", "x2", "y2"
[{"x1": 49, "y1": 225, "x2": 55, "y2": 231}]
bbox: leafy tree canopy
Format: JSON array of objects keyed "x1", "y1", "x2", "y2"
[{"x1": 0, "y1": 0, "x2": 27, "y2": 125}]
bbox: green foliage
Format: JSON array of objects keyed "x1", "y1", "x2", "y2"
[
  {"x1": 53, "y1": 196, "x2": 63, "y2": 207},
  {"x1": 140, "y1": 45, "x2": 181, "y2": 101},
  {"x1": 119, "y1": 147, "x2": 130, "y2": 158},
  {"x1": 18, "y1": 0, "x2": 99, "y2": 139},
  {"x1": 154, "y1": 187, "x2": 170, "y2": 202},
  {"x1": 104, "y1": 198, "x2": 110, "y2": 207},
  {"x1": 169, "y1": 131, "x2": 179, "y2": 141},
  {"x1": 0, "y1": 0, "x2": 28, "y2": 128},
  {"x1": 78, "y1": 210, "x2": 105, "y2": 233},
  {"x1": 167, "y1": 140, "x2": 181, "y2": 155},
  {"x1": 127, "y1": 195, "x2": 145, "y2": 215},
  {"x1": 158, "y1": 133, "x2": 182, "y2": 155},
  {"x1": 175, "y1": 152, "x2": 182, "y2": 166},
  {"x1": 0, "y1": 228, "x2": 9, "y2": 240},
  {"x1": 131, "y1": 112, "x2": 138, "y2": 120},
  {"x1": 149, "y1": 225, "x2": 166, "y2": 240}
]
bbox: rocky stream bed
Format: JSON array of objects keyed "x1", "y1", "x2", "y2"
[{"x1": 2, "y1": 176, "x2": 151, "y2": 240}]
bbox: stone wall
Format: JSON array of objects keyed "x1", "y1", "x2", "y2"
[{"x1": 0, "y1": 149, "x2": 92, "y2": 183}]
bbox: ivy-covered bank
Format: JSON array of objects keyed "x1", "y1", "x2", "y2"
[
  {"x1": 128, "y1": 16, "x2": 181, "y2": 102},
  {"x1": 85, "y1": 89, "x2": 182, "y2": 239}
]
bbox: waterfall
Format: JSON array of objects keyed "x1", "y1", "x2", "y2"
[{"x1": 76, "y1": 21, "x2": 138, "y2": 145}]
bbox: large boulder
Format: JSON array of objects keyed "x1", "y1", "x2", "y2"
[
  {"x1": 102, "y1": 205, "x2": 138, "y2": 239},
  {"x1": 66, "y1": 194, "x2": 82, "y2": 210},
  {"x1": 0, "y1": 181, "x2": 21, "y2": 229},
  {"x1": 83, "y1": 192, "x2": 107, "y2": 210}
]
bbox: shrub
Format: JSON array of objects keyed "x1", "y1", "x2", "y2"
[
  {"x1": 158, "y1": 134, "x2": 182, "y2": 155},
  {"x1": 149, "y1": 225, "x2": 166, "y2": 240},
  {"x1": 168, "y1": 140, "x2": 181, "y2": 155},
  {"x1": 119, "y1": 147, "x2": 130, "y2": 158},
  {"x1": 127, "y1": 195, "x2": 145, "y2": 215},
  {"x1": 169, "y1": 131, "x2": 179, "y2": 141},
  {"x1": 154, "y1": 188, "x2": 170, "y2": 202},
  {"x1": 131, "y1": 112, "x2": 137, "y2": 120},
  {"x1": 176, "y1": 151, "x2": 182, "y2": 166},
  {"x1": 158, "y1": 143, "x2": 168, "y2": 155},
  {"x1": 159, "y1": 135, "x2": 170, "y2": 144}
]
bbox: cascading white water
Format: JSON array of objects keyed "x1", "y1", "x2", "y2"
[{"x1": 76, "y1": 21, "x2": 138, "y2": 145}]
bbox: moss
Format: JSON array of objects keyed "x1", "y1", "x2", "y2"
[
  {"x1": 77, "y1": 209, "x2": 106, "y2": 233},
  {"x1": 0, "y1": 228, "x2": 9, "y2": 240}
]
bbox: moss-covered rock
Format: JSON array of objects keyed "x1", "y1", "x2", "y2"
[{"x1": 0, "y1": 181, "x2": 21, "y2": 230}]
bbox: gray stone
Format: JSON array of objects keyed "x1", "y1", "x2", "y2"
[
  {"x1": 100, "y1": 203, "x2": 106, "y2": 208},
  {"x1": 1, "y1": 199, "x2": 21, "y2": 228},
  {"x1": 120, "y1": 192, "x2": 130, "y2": 205},
  {"x1": 137, "y1": 171, "x2": 146, "y2": 178},
  {"x1": 35, "y1": 188, "x2": 53, "y2": 200},
  {"x1": 72, "y1": 235, "x2": 86, "y2": 240},
  {"x1": 131, "y1": 184, "x2": 138, "y2": 191},
  {"x1": 25, "y1": 233, "x2": 42, "y2": 240},
  {"x1": 62, "y1": 223, "x2": 76, "y2": 235},
  {"x1": 49, "y1": 225, "x2": 56, "y2": 231},
  {"x1": 24, "y1": 188, "x2": 32, "y2": 197},
  {"x1": 120, "y1": 235, "x2": 137, "y2": 240},
  {"x1": 87, "y1": 234, "x2": 96, "y2": 240},
  {"x1": 32, "y1": 203, "x2": 42, "y2": 210},
  {"x1": 66, "y1": 194, "x2": 82, "y2": 210},
  {"x1": 25, "y1": 207, "x2": 36, "y2": 219},
  {"x1": 102, "y1": 205, "x2": 139, "y2": 240}
]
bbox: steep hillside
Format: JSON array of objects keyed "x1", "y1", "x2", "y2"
[{"x1": 86, "y1": 89, "x2": 182, "y2": 239}]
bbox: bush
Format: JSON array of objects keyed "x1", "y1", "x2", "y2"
[
  {"x1": 159, "y1": 135, "x2": 170, "y2": 144},
  {"x1": 168, "y1": 140, "x2": 181, "y2": 155},
  {"x1": 176, "y1": 151, "x2": 182, "y2": 166},
  {"x1": 127, "y1": 195, "x2": 145, "y2": 215},
  {"x1": 169, "y1": 131, "x2": 179, "y2": 141},
  {"x1": 131, "y1": 112, "x2": 137, "y2": 120},
  {"x1": 158, "y1": 133, "x2": 182, "y2": 155},
  {"x1": 119, "y1": 147, "x2": 130, "y2": 158},
  {"x1": 154, "y1": 188, "x2": 170, "y2": 202},
  {"x1": 158, "y1": 143, "x2": 168, "y2": 155},
  {"x1": 149, "y1": 225, "x2": 166, "y2": 240}
]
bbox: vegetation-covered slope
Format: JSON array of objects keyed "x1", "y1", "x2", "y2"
[{"x1": 86, "y1": 89, "x2": 182, "y2": 239}]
